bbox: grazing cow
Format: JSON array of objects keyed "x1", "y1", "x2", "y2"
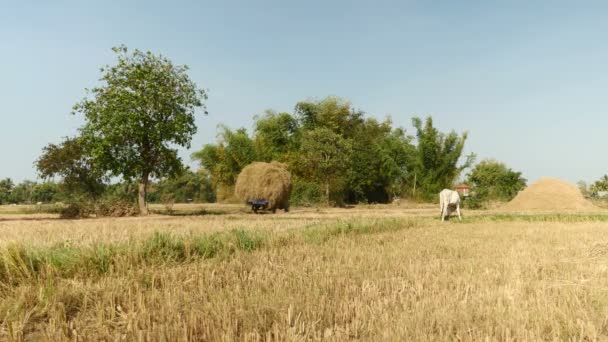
[{"x1": 439, "y1": 189, "x2": 462, "y2": 221}]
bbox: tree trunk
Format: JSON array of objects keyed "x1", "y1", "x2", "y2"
[
  {"x1": 325, "y1": 181, "x2": 330, "y2": 206},
  {"x1": 138, "y1": 173, "x2": 149, "y2": 216}
]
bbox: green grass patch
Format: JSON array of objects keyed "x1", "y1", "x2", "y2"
[
  {"x1": 301, "y1": 218, "x2": 418, "y2": 244},
  {"x1": 0, "y1": 218, "x2": 421, "y2": 286},
  {"x1": 465, "y1": 213, "x2": 608, "y2": 223}
]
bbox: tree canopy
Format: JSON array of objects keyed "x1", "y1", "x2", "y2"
[
  {"x1": 36, "y1": 136, "x2": 106, "y2": 199},
  {"x1": 466, "y1": 159, "x2": 526, "y2": 204},
  {"x1": 193, "y1": 97, "x2": 473, "y2": 205},
  {"x1": 71, "y1": 46, "x2": 207, "y2": 214},
  {"x1": 410, "y1": 117, "x2": 475, "y2": 200}
]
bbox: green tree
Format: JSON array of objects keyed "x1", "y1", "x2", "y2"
[
  {"x1": 152, "y1": 169, "x2": 215, "y2": 204},
  {"x1": 466, "y1": 159, "x2": 526, "y2": 202},
  {"x1": 73, "y1": 46, "x2": 207, "y2": 215},
  {"x1": 294, "y1": 127, "x2": 352, "y2": 205},
  {"x1": 10, "y1": 180, "x2": 36, "y2": 204},
  {"x1": 0, "y1": 178, "x2": 14, "y2": 204},
  {"x1": 192, "y1": 127, "x2": 257, "y2": 187},
  {"x1": 294, "y1": 97, "x2": 363, "y2": 137},
  {"x1": 590, "y1": 175, "x2": 608, "y2": 195},
  {"x1": 252, "y1": 110, "x2": 299, "y2": 161},
  {"x1": 345, "y1": 118, "x2": 414, "y2": 203},
  {"x1": 36, "y1": 136, "x2": 106, "y2": 200},
  {"x1": 31, "y1": 182, "x2": 60, "y2": 203},
  {"x1": 410, "y1": 116, "x2": 475, "y2": 200}
]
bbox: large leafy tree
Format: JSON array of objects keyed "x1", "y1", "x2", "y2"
[
  {"x1": 295, "y1": 97, "x2": 364, "y2": 137},
  {"x1": 346, "y1": 118, "x2": 414, "y2": 203},
  {"x1": 466, "y1": 159, "x2": 526, "y2": 201},
  {"x1": 73, "y1": 46, "x2": 207, "y2": 214},
  {"x1": 192, "y1": 127, "x2": 257, "y2": 187},
  {"x1": 253, "y1": 110, "x2": 300, "y2": 162},
  {"x1": 294, "y1": 127, "x2": 352, "y2": 205},
  {"x1": 410, "y1": 116, "x2": 475, "y2": 199}
]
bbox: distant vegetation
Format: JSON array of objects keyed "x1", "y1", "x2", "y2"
[
  {"x1": 193, "y1": 98, "x2": 475, "y2": 206},
  {"x1": 464, "y1": 159, "x2": 527, "y2": 208},
  {"x1": 0, "y1": 46, "x2": 538, "y2": 213}
]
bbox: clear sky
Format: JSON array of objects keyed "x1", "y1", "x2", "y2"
[{"x1": 2, "y1": 0, "x2": 607, "y2": 185}]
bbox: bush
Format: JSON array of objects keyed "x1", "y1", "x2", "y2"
[
  {"x1": 59, "y1": 201, "x2": 95, "y2": 219},
  {"x1": 95, "y1": 198, "x2": 139, "y2": 217},
  {"x1": 58, "y1": 195, "x2": 138, "y2": 219},
  {"x1": 462, "y1": 195, "x2": 484, "y2": 209},
  {"x1": 290, "y1": 178, "x2": 322, "y2": 206}
]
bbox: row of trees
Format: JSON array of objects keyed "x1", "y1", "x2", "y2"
[
  {"x1": 193, "y1": 97, "x2": 476, "y2": 205},
  {"x1": 0, "y1": 178, "x2": 59, "y2": 204},
  {"x1": 28, "y1": 45, "x2": 530, "y2": 215},
  {"x1": 0, "y1": 171, "x2": 214, "y2": 206}
]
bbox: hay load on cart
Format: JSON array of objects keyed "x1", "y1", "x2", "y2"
[{"x1": 235, "y1": 161, "x2": 292, "y2": 213}]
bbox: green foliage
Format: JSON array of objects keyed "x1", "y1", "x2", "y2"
[
  {"x1": 31, "y1": 182, "x2": 60, "y2": 203},
  {"x1": 142, "y1": 232, "x2": 187, "y2": 262},
  {"x1": 149, "y1": 169, "x2": 215, "y2": 203},
  {"x1": 36, "y1": 136, "x2": 106, "y2": 200},
  {"x1": 9, "y1": 181, "x2": 36, "y2": 204},
  {"x1": 0, "y1": 178, "x2": 14, "y2": 204},
  {"x1": 290, "y1": 178, "x2": 323, "y2": 206},
  {"x1": 294, "y1": 127, "x2": 352, "y2": 205},
  {"x1": 73, "y1": 45, "x2": 207, "y2": 213},
  {"x1": 0, "y1": 219, "x2": 421, "y2": 287},
  {"x1": 590, "y1": 175, "x2": 608, "y2": 195},
  {"x1": 192, "y1": 233, "x2": 225, "y2": 258},
  {"x1": 193, "y1": 97, "x2": 473, "y2": 206},
  {"x1": 192, "y1": 127, "x2": 257, "y2": 187},
  {"x1": 295, "y1": 96, "x2": 363, "y2": 136},
  {"x1": 232, "y1": 229, "x2": 264, "y2": 252},
  {"x1": 0, "y1": 179, "x2": 61, "y2": 204},
  {"x1": 345, "y1": 119, "x2": 414, "y2": 203},
  {"x1": 410, "y1": 116, "x2": 475, "y2": 200},
  {"x1": 466, "y1": 159, "x2": 526, "y2": 205},
  {"x1": 253, "y1": 110, "x2": 300, "y2": 162}
]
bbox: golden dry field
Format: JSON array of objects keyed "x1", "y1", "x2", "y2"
[{"x1": 2, "y1": 203, "x2": 608, "y2": 340}]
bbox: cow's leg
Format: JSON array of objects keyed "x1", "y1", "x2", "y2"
[{"x1": 456, "y1": 204, "x2": 462, "y2": 221}]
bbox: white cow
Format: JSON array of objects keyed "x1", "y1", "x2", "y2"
[{"x1": 439, "y1": 189, "x2": 461, "y2": 221}]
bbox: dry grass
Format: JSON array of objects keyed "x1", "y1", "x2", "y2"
[{"x1": 2, "y1": 204, "x2": 608, "y2": 340}]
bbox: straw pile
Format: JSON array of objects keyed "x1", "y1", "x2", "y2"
[
  {"x1": 499, "y1": 177, "x2": 599, "y2": 212},
  {"x1": 235, "y1": 161, "x2": 292, "y2": 212}
]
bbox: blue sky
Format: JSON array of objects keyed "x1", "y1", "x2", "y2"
[{"x1": 1, "y1": 1, "x2": 607, "y2": 184}]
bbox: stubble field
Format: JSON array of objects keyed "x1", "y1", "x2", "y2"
[{"x1": 1, "y1": 203, "x2": 608, "y2": 341}]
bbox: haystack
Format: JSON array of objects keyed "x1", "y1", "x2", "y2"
[
  {"x1": 235, "y1": 161, "x2": 292, "y2": 212},
  {"x1": 499, "y1": 177, "x2": 599, "y2": 213}
]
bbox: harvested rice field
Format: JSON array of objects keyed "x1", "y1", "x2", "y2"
[{"x1": 2, "y1": 203, "x2": 608, "y2": 340}]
